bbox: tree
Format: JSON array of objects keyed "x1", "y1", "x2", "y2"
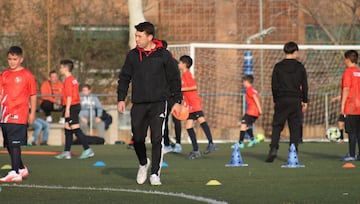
[
  {"x1": 128, "y1": 0, "x2": 146, "y2": 49},
  {"x1": 291, "y1": 0, "x2": 360, "y2": 44},
  {"x1": 0, "y1": 0, "x2": 129, "y2": 100}
]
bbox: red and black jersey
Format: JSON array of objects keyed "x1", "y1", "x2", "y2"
[
  {"x1": 245, "y1": 86, "x2": 260, "y2": 117},
  {"x1": 342, "y1": 66, "x2": 360, "y2": 114},
  {"x1": 1, "y1": 68, "x2": 36, "y2": 124},
  {"x1": 62, "y1": 75, "x2": 80, "y2": 106},
  {"x1": 181, "y1": 70, "x2": 202, "y2": 113}
]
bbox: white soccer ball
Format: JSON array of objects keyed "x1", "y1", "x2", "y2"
[{"x1": 326, "y1": 127, "x2": 341, "y2": 141}]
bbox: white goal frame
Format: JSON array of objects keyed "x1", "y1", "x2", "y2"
[{"x1": 168, "y1": 43, "x2": 360, "y2": 141}]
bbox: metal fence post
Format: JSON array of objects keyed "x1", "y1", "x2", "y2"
[{"x1": 325, "y1": 93, "x2": 329, "y2": 132}]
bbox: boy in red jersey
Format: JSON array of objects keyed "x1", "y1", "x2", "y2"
[
  {"x1": 0, "y1": 46, "x2": 36, "y2": 182},
  {"x1": 179, "y1": 55, "x2": 217, "y2": 159},
  {"x1": 234, "y1": 75, "x2": 262, "y2": 149},
  {"x1": 55, "y1": 59, "x2": 94, "y2": 159},
  {"x1": 340, "y1": 50, "x2": 360, "y2": 161}
]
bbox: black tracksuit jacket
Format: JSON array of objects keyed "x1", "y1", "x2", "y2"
[
  {"x1": 117, "y1": 40, "x2": 182, "y2": 107},
  {"x1": 271, "y1": 58, "x2": 308, "y2": 103}
]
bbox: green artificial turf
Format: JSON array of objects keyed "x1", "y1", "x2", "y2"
[{"x1": 0, "y1": 142, "x2": 359, "y2": 204}]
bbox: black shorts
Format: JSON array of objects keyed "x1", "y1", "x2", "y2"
[
  {"x1": 2, "y1": 123, "x2": 28, "y2": 147},
  {"x1": 241, "y1": 114, "x2": 258, "y2": 126},
  {"x1": 188, "y1": 111, "x2": 205, "y2": 120},
  {"x1": 345, "y1": 115, "x2": 360, "y2": 133},
  {"x1": 64, "y1": 104, "x2": 81, "y2": 125},
  {"x1": 338, "y1": 114, "x2": 345, "y2": 122}
]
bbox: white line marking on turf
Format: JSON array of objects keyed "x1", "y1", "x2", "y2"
[{"x1": 1, "y1": 184, "x2": 228, "y2": 204}]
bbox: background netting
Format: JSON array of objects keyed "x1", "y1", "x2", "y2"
[{"x1": 169, "y1": 44, "x2": 360, "y2": 141}]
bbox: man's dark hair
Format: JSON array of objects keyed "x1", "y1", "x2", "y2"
[
  {"x1": 135, "y1": 22, "x2": 155, "y2": 37},
  {"x1": 60, "y1": 59, "x2": 74, "y2": 72},
  {"x1": 179, "y1": 55, "x2": 193, "y2": 68},
  {"x1": 82, "y1": 84, "x2": 91, "y2": 90},
  {"x1": 242, "y1": 75, "x2": 254, "y2": 84},
  {"x1": 283, "y1": 41, "x2": 299, "y2": 54},
  {"x1": 344, "y1": 50, "x2": 358, "y2": 64},
  {"x1": 7, "y1": 46, "x2": 23, "y2": 56}
]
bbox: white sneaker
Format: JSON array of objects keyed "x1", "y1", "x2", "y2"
[
  {"x1": 0, "y1": 170, "x2": 22, "y2": 183},
  {"x1": 46, "y1": 116, "x2": 53, "y2": 123},
  {"x1": 19, "y1": 166, "x2": 29, "y2": 178},
  {"x1": 150, "y1": 174, "x2": 162, "y2": 186},
  {"x1": 173, "y1": 143, "x2": 182, "y2": 153},
  {"x1": 136, "y1": 158, "x2": 150, "y2": 184},
  {"x1": 55, "y1": 151, "x2": 72, "y2": 159},
  {"x1": 58, "y1": 117, "x2": 65, "y2": 124},
  {"x1": 163, "y1": 145, "x2": 173, "y2": 154}
]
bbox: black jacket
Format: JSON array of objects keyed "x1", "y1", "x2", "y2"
[
  {"x1": 271, "y1": 59, "x2": 308, "y2": 103},
  {"x1": 117, "y1": 40, "x2": 182, "y2": 106}
]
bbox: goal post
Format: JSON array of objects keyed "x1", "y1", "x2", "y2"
[{"x1": 168, "y1": 43, "x2": 360, "y2": 142}]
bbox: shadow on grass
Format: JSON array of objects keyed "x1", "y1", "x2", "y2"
[
  {"x1": 299, "y1": 150, "x2": 341, "y2": 160},
  {"x1": 243, "y1": 151, "x2": 288, "y2": 163},
  {"x1": 102, "y1": 167, "x2": 136, "y2": 180}
]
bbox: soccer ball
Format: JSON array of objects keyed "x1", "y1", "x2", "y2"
[
  {"x1": 256, "y1": 133, "x2": 265, "y2": 143},
  {"x1": 326, "y1": 127, "x2": 341, "y2": 141}
]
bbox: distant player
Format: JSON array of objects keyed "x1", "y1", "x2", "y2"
[
  {"x1": 330, "y1": 95, "x2": 345, "y2": 143},
  {"x1": 55, "y1": 59, "x2": 94, "y2": 159},
  {"x1": 161, "y1": 40, "x2": 182, "y2": 153},
  {"x1": 0, "y1": 46, "x2": 36, "y2": 182},
  {"x1": 266, "y1": 41, "x2": 308, "y2": 163},
  {"x1": 178, "y1": 55, "x2": 217, "y2": 159},
  {"x1": 234, "y1": 75, "x2": 262, "y2": 148},
  {"x1": 340, "y1": 50, "x2": 360, "y2": 161}
]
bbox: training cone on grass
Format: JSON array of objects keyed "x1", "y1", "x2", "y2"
[
  {"x1": 93, "y1": 161, "x2": 106, "y2": 167},
  {"x1": 342, "y1": 162, "x2": 355, "y2": 168},
  {"x1": 206, "y1": 180, "x2": 222, "y2": 186},
  {"x1": 225, "y1": 143, "x2": 248, "y2": 167},
  {"x1": 161, "y1": 161, "x2": 168, "y2": 167},
  {"x1": 281, "y1": 144, "x2": 305, "y2": 168},
  {"x1": 1, "y1": 164, "x2": 11, "y2": 170}
]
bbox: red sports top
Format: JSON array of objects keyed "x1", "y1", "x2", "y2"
[
  {"x1": 62, "y1": 75, "x2": 80, "y2": 106},
  {"x1": 342, "y1": 66, "x2": 360, "y2": 114},
  {"x1": 245, "y1": 86, "x2": 261, "y2": 117},
  {"x1": 181, "y1": 70, "x2": 202, "y2": 113},
  {"x1": 40, "y1": 80, "x2": 63, "y2": 103},
  {"x1": 1, "y1": 68, "x2": 36, "y2": 124}
]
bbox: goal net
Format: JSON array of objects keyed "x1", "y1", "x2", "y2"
[{"x1": 168, "y1": 43, "x2": 360, "y2": 142}]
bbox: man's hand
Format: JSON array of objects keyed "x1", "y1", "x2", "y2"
[
  {"x1": 302, "y1": 102, "x2": 308, "y2": 113},
  {"x1": 95, "y1": 117, "x2": 101, "y2": 123},
  {"x1": 118, "y1": 101, "x2": 126, "y2": 114}
]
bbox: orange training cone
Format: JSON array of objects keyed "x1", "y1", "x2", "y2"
[{"x1": 342, "y1": 162, "x2": 355, "y2": 168}]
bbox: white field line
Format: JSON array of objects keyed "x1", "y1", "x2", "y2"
[{"x1": 1, "y1": 184, "x2": 228, "y2": 204}]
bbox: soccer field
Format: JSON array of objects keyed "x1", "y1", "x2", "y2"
[{"x1": 0, "y1": 142, "x2": 359, "y2": 204}]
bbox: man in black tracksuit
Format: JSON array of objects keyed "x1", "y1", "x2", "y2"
[
  {"x1": 117, "y1": 22, "x2": 182, "y2": 185},
  {"x1": 265, "y1": 41, "x2": 308, "y2": 163}
]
